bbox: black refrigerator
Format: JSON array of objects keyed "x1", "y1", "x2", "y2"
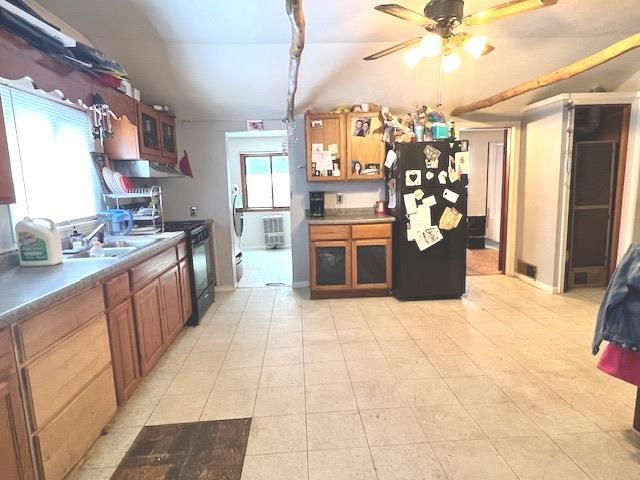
[{"x1": 386, "y1": 140, "x2": 469, "y2": 299}]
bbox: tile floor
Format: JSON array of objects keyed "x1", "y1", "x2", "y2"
[
  {"x1": 71, "y1": 275, "x2": 640, "y2": 480},
  {"x1": 238, "y1": 248, "x2": 293, "y2": 288}
]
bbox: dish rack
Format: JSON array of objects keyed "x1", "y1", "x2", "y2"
[{"x1": 103, "y1": 185, "x2": 165, "y2": 234}]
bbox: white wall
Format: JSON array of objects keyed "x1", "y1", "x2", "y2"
[
  {"x1": 242, "y1": 211, "x2": 291, "y2": 249},
  {"x1": 159, "y1": 119, "x2": 383, "y2": 288},
  {"x1": 617, "y1": 70, "x2": 640, "y2": 91},
  {"x1": 459, "y1": 129, "x2": 506, "y2": 217},
  {"x1": 516, "y1": 103, "x2": 568, "y2": 289}
]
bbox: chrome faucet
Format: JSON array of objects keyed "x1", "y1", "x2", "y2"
[{"x1": 85, "y1": 223, "x2": 106, "y2": 244}]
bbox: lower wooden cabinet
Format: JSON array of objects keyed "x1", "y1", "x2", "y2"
[
  {"x1": 160, "y1": 265, "x2": 183, "y2": 343},
  {"x1": 179, "y1": 259, "x2": 193, "y2": 322},
  {"x1": 107, "y1": 301, "x2": 141, "y2": 404},
  {"x1": 309, "y1": 222, "x2": 392, "y2": 299},
  {"x1": 133, "y1": 280, "x2": 166, "y2": 376},
  {"x1": 352, "y1": 238, "x2": 392, "y2": 290},
  {"x1": 0, "y1": 329, "x2": 33, "y2": 480},
  {"x1": 310, "y1": 240, "x2": 351, "y2": 291}
]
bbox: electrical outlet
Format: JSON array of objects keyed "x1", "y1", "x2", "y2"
[
  {"x1": 336, "y1": 193, "x2": 344, "y2": 205},
  {"x1": 190, "y1": 206, "x2": 197, "y2": 217}
]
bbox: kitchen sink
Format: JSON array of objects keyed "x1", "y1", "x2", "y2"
[
  {"x1": 64, "y1": 246, "x2": 138, "y2": 259},
  {"x1": 101, "y1": 238, "x2": 161, "y2": 249}
]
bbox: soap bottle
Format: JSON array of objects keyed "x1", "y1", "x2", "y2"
[
  {"x1": 15, "y1": 217, "x2": 63, "y2": 266},
  {"x1": 89, "y1": 239, "x2": 104, "y2": 257}
]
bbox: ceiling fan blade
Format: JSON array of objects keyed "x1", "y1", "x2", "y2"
[
  {"x1": 464, "y1": 0, "x2": 558, "y2": 26},
  {"x1": 374, "y1": 4, "x2": 437, "y2": 27},
  {"x1": 482, "y1": 43, "x2": 496, "y2": 56},
  {"x1": 363, "y1": 37, "x2": 422, "y2": 61}
]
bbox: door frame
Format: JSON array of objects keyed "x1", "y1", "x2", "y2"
[
  {"x1": 458, "y1": 123, "x2": 519, "y2": 276},
  {"x1": 484, "y1": 139, "x2": 508, "y2": 272}
]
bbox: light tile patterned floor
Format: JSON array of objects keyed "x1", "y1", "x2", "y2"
[
  {"x1": 238, "y1": 248, "x2": 293, "y2": 288},
  {"x1": 71, "y1": 275, "x2": 640, "y2": 480}
]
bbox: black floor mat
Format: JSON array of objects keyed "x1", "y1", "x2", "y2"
[{"x1": 111, "y1": 418, "x2": 251, "y2": 480}]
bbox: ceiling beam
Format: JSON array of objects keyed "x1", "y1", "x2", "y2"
[
  {"x1": 451, "y1": 33, "x2": 640, "y2": 116},
  {"x1": 284, "y1": 0, "x2": 305, "y2": 122}
]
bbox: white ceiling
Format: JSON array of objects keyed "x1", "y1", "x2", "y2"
[{"x1": 38, "y1": 0, "x2": 640, "y2": 120}]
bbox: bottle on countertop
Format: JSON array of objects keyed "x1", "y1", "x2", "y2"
[
  {"x1": 15, "y1": 217, "x2": 63, "y2": 266},
  {"x1": 70, "y1": 227, "x2": 83, "y2": 250}
]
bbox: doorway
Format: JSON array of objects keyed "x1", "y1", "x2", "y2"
[
  {"x1": 460, "y1": 128, "x2": 510, "y2": 276},
  {"x1": 236, "y1": 152, "x2": 293, "y2": 288},
  {"x1": 565, "y1": 105, "x2": 630, "y2": 290}
]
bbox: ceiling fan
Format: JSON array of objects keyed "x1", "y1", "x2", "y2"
[{"x1": 364, "y1": 0, "x2": 559, "y2": 72}]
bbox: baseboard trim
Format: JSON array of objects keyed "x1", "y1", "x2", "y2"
[
  {"x1": 292, "y1": 281, "x2": 310, "y2": 288},
  {"x1": 514, "y1": 273, "x2": 559, "y2": 294}
]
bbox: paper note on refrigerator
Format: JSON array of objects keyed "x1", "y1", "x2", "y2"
[
  {"x1": 403, "y1": 193, "x2": 418, "y2": 214},
  {"x1": 426, "y1": 171, "x2": 435, "y2": 180},
  {"x1": 384, "y1": 150, "x2": 397, "y2": 168},
  {"x1": 448, "y1": 167, "x2": 460, "y2": 183},
  {"x1": 423, "y1": 226, "x2": 444, "y2": 248},
  {"x1": 438, "y1": 170, "x2": 447, "y2": 184},
  {"x1": 407, "y1": 225, "x2": 416, "y2": 241},
  {"x1": 424, "y1": 145, "x2": 441, "y2": 169},
  {"x1": 410, "y1": 205, "x2": 431, "y2": 232},
  {"x1": 414, "y1": 189, "x2": 424, "y2": 200},
  {"x1": 387, "y1": 179, "x2": 397, "y2": 209},
  {"x1": 312, "y1": 143, "x2": 324, "y2": 153},
  {"x1": 443, "y1": 189, "x2": 460, "y2": 204},
  {"x1": 439, "y1": 207, "x2": 463, "y2": 230},
  {"x1": 423, "y1": 195, "x2": 437, "y2": 207}
]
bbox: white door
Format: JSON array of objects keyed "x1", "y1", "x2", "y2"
[{"x1": 486, "y1": 142, "x2": 504, "y2": 244}]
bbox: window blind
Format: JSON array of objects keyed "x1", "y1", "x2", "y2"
[{"x1": 0, "y1": 85, "x2": 102, "y2": 224}]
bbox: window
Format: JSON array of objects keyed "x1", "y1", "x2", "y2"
[
  {"x1": 1, "y1": 84, "x2": 102, "y2": 225},
  {"x1": 241, "y1": 153, "x2": 290, "y2": 210}
]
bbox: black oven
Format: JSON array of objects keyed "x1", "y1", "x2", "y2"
[{"x1": 164, "y1": 221, "x2": 215, "y2": 325}]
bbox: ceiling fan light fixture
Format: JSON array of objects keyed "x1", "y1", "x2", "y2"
[
  {"x1": 464, "y1": 36, "x2": 488, "y2": 59},
  {"x1": 420, "y1": 33, "x2": 442, "y2": 57},
  {"x1": 404, "y1": 47, "x2": 424, "y2": 68},
  {"x1": 442, "y1": 51, "x2": 462, "y2": 73}
]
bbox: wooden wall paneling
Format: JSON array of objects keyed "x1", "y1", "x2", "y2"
[
  {"x1": 346, "y1": 112, "x2": 385, "y2": 181},
  {"x1": 107, "y1": 301, "x2": 140, "y2": 404},
  {"x1": 305, "y1": 113, "x2": 346, "y2": 181}
]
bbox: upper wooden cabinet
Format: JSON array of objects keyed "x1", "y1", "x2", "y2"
[
  {"x1": 105, "y1": 101, "x2": 178, "y2": 165},
  {"x1": 346, "y1": 112, "x2": 385, "y2": 181},
  {"x1": 0, "y1": 100, "x2": 16, "y2": 205},
  {"x1": 305, "y1": 113, "x2": 346, "y2": 182},
  {"x1": 305, "y1": 111, "x2": 385, "y2": 182}
]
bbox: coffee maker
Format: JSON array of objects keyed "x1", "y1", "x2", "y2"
[{"x1": 309, "y1": 191, "x2": 325, "y2": 217}]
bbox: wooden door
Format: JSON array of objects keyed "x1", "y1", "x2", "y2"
[
  {"x1": 160, "y1": 115, "x2": 178, "y2": 164},
  {"x1": 346, "y1": 112, "x2": 385, "y2": 181},
  {"x1": 310, "y1": 240, "x2": 351, "y2": 291},
  {"x1": 108, "y1": 301, "x2": 141, "y2": 404},
  {"x1": 179, "y1": 259, "x2": 193, "y2": 323},
  {"x1": 352, "y1": 238, "x2": 392, "y2": 290},
  {"x1": 0, "y1": 330, "x2": 34, "y2": 480},
  {"x1": 137, "y1": 102, "x2": 163, "y2": 160},
  {"x1": 160, "y1": 266, "x2": 184, "y2": 343},
  {"x1": 567, "y1": 141, "x2": 617, "y2": 288},
  {"x1": 486, "y1": 142, "x2": 504, "y2": 244},
  {"x1": 0, "y1": 100, "x2": 16, "y2": 204},
  {"x1": 132, "y1": 280, "x2": 166, "y2": 375},
  {"x1": 305, "y1": 113, "x2": 346, "y2": 181}
]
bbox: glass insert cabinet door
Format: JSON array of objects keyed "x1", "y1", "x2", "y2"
[
  {"x1": 161, "y1": 120, "x2": 177, "y2": 157},
  {"x1": 138, "y1": 103, "x2": 162, "y2": 156},
  {"x1": 352, "y1": 239, "x2": 391, "y2": 289},
  {"x1": 311, "y1": 240, "x2": 351, "y2": 290}
]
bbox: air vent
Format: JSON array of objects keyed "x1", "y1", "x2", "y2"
[{"x1": 517, "y1": 260, "x2": 537, "y2": 280}]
